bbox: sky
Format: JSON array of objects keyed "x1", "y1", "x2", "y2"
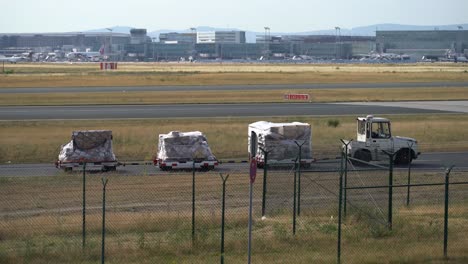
[{"x1": 1, "y1": 0, "x2": 467, "y2": 33}]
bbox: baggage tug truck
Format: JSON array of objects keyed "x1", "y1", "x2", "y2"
[
  {"x1": 248, "y1": 121, "x2": 313, "y2": 168},
  {"x1": 343, "y1": 115, "x2": 420, "y2": 165}
]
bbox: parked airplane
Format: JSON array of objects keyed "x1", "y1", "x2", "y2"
[
  {"x1": 456, "y1": 56, "x2": 468, "y2": 63},
  {"x1": 66, "y1": 46, "x2": 105, "y2": 61},
  {"x1": 0, "y1": 52, "x2": 32, "y2": 63},
  {"x1": 66, "y1": 51, "x2": 103, "y2": 60}
]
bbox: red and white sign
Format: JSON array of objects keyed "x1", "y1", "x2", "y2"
[
  {"x1": 250, "y1": 158, "x2": 257, "y2": 183},
  {"x1": 100, "y1": 62, "x2": 118, "y2": 70},
  {"x1": 284, "y1": 94, "x2": 310, "y2": 100}
]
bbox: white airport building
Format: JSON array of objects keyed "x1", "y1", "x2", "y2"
[{"x1": 196, "y1": 31, "x2": 246, "y2": 44}]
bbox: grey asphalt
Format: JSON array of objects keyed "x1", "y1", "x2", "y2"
[
  {"x1": 338, "y1": 101, "x2": 468, "y2": 113},
  {"x1": 0, "y1": 103, "x2": 452, "y2": 120},
  {"x1": 1, "y1": 152, "x2": 467, "y2": 177},
  {"x1": 1, "y1": 81, "x2": 468, "y2": 94}
]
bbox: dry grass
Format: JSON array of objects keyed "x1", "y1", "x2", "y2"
[
  {"x1": 4, "y1": 62, "x2": 468, "y2": 73},
  {"x1": 1, "y1": 63, "x2": 467, "y2": 88},
  {"x1": 0, "y1": 169, "x2": 467, "y2": 263},
  {"x1": 1, "y1": 206, "x2": 466, "y2": 263},
  {"x1": 1, "y1": 87, "x2": 468, "y2": 106},
  {"x1": 1, "y1": 114, "x2": 467, "y2": 163}
]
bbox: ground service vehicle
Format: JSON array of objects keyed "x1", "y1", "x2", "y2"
[
  {"x1": 56, "y1": 130, "x2": 118, "y2": 171},
  {"x1": 343, "y1": 115, "x2": 419, "y2": 165},
  {"x1": 248, "y1": 121, "x2": 313, "y2": 168},
  {"x1": 155, "y1": 131, "x2": 218, "y2": 170}
]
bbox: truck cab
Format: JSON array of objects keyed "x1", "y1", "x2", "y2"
[{"x1": 346, "y1": 115, "x2": 419, "y2": 165}]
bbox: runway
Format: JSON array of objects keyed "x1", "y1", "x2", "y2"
[
  {"x1": 1, "y1": 81, "x2": 467, "y2": 94},
  {"x1": 0, "y1": 102, "x2": 454, "y2": 120},
  {"x1": 336, "y1": 101, "x2": 468, "y2": 113}
]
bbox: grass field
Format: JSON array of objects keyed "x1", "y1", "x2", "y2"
[
  {"x1": 1, "y1": 63, "x2": 467, "y2": 106},
  {"x1": 0, "y1": 169, "x2": 467, "y2": 263},
  {"x1": 0, "y1": 204, "x2": 466, "y2": 263},
  {"x1": 0, "y1": 206, "x2": 468, "y2": 264},
  {"x1": 1, "y1": 63, "x2": 468, "y2": 263},
  {"x1": 1, "y1": 63, "x2": 468, "y2": 88},
  {"x1": 3, "y1": 62, "x2": 468, "y2": 74},
  {"x1": 1, "y1": 87, "x2": 468, "y2": 106},
  {"x1": 1, "y1": 114, "x2": 467, "y2": 163}
]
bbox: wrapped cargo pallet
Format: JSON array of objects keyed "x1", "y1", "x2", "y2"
[
  {"x1": 57, "y1": 130, "x2": 117, "y2": 171},
  {"x1": 157, "y1": 131, "x2": 217, "y2": 170},
  {"x1": 248, "y1": 121, "x2": 312, "y2": 167}
]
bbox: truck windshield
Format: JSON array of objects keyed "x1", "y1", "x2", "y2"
[{"x1": 371, "y1": 122, "x2": 391, "y2": 138}]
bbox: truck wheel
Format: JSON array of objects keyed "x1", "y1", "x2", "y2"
[
  {"x1": 395, "y1": 149, "x2": 412, "y2": 165},
  {"x1": 160, "y1": 166, "x2": 171, "y2": 171},
  {"x1": 103, "y1": 166, "x2": 116, "y2": 172},
  {"x1": 352, "y1": 150, "x2": 371, "y2": 165},
  {"x1": 201, "y1": 165, "x2": 214, "y2": 172}
]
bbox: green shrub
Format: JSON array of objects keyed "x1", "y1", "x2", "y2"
[{"x1": 327, "y1": 119, "x2": 340, "y2": 127}]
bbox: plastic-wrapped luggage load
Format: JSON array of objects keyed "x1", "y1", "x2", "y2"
[
  {"x1": 158, "y1": 131, "x2": 217, "y2": 162},
  {"x1": 58, "y1": 130, "x2": 116, "y2": 163},
  {"x1": 248, "y1": 121, "x2": 312, "y2": 162}
]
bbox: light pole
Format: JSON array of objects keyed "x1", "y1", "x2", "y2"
[
  {"x1": 264, "y1": 27, "x2": 270, "y2": 59},
  {"x1": 105, "y1": 28, "x2": 113, "y2": 61},
  {"x1": 219, "y1": 36, "x2": 224, "y2": 61},
  {"x1": 190, "y1": 27, "x2": 196, "y2": 61},
  {"x1": 335, "y1": 26, "x2": 341, "y2": 59},
  {"x1": 152, "y1": 37, "x2": 156, "y2": 61}
]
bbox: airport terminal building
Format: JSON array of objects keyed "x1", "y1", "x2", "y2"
[
  {"x1": 1, "y1": 28, "x2": 467, "y2": 61},
  {"x1": 376, "y1": 30, "x2": 468, "y2": 59},
  {"x1": 0, "y1": 32, "x2": 130, "y2": 53}
]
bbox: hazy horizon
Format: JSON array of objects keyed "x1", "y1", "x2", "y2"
[{"x1": 1, "y1": 0, "x2": 467, "y2": 33}]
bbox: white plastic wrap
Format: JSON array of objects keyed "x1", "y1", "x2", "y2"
[
  {"x1": 248, "y1": 121, "x2": 312, "y2": 161},
  {"x1": 158, "y1": 131, "x2": 217, "y2": 162},
  {"x1": 58, "y1": 130, "x2": 116, "y2": 163}
]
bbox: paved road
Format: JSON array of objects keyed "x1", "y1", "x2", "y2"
[
  {"x1": 0, "y1": 103, "x2": 453, "y2": 120},
  {"x1": 338, "y1": 101, "x2": 468, "y2": 113},
  {"x1": 1, "y1": 82, "x2": 468, "y2": 94},
  {"x1": 1, "y1": 152, "x2": 467, "y2": 177}
]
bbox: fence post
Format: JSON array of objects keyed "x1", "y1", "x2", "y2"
[
  {"x1": 294, "y1": 141, "x2": 305, "y2": 216},
  {"x1": 339, "y1": 139, "x2": 352, "y2": 217},
  {"x1": 192, "y1": 161, "x2": 196, "y2": 246},
  {"x1": 293, "y1": 159, "x2": 297, "y2": 235},
  {"x1": 406, "y1": 143, "x2": 413, "y2": 206},
  {"x1": 443, "y1": 165, "x2": 454, "y2": 259},
  {"x1": 219, "y1": 174, "x2": 229, "y2": 264},
  {"x1": 82, "y1": 162, "x2": 87, "y2": 250},
  {"x1": 101, "y1": 177, "x2": 109, "y2": 264},
  {"x1": 337, "y1": 150, "x2": 345, "y2": 264},
  {"x1": 382, "y1": 150, "x2": 396, "y2": 230},
  {"x1": 260, "y1": 148, "x2": 269, "y2": 218}
]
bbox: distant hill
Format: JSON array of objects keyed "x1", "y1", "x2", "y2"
[{"x1": 86, "y1": 23, "x2": 468, "y2": 43}]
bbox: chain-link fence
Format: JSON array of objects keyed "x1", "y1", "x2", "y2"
[{"x1": 0, "y1": 156, "x2": 467, "y2": 263}]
